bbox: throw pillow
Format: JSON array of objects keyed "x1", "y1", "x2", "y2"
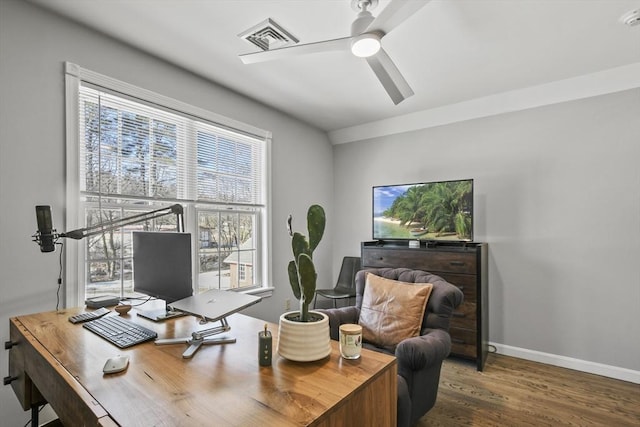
[{"x1": 358, "y1": 273, "x2": 433, "y2": 349}]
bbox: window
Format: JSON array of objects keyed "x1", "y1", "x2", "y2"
[
  {"x1": 65, "y1": 63, "x2": 271, "y2": 306},
  {"x1": 239, "y1": 264, "x2": 247, "y2": 282}
]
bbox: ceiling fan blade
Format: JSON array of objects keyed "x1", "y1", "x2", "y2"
[
  {"x1": 366, "y1": 47, "x2": 414, "y2": 105},
  {"x1": 367, "y1": 0, "x2": 432, "y2": 35},
  {"x1": 240, "y1": 37, "x2": 352, "y2": 64}
]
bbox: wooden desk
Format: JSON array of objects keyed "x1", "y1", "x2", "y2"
[{"x1": 7, "y1": 309, "x2": 397, "y2": 426}]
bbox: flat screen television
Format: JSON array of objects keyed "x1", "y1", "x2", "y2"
[
  {"x1": 372, "y1": 179, "x2": 473, "y2": 242},
  {"x1": 133, "y1": 231, "x2": 193, "y2": 321}
]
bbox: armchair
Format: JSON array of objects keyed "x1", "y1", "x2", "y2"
[{"x1": 319, "y1": 267, "x2": 464, "y2": 427}]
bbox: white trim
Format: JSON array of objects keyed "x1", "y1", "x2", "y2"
[
  {"x1": 491, "y1": 342, "x2": 640, "y2": 385},
  {"x1": 264, "y1": 134, "x2": 273, "y2": 291},
  {"x1": 329, "y1": 63, "x2": 640, "y2": 145},
  {"x1": 244, "y1": 286, "x2": 274, "y2": 298},
  {"x1": 64, "y1": 65, "x2": 82, "y2": 308}
]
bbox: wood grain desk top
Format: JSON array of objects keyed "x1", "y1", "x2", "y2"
[{"x1": 10, "y1": 307, "x2": 397, "y2": 426}]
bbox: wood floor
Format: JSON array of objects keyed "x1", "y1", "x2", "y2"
[{"x1": 416, "y1": 353, "x2": 640, "y2": 427}]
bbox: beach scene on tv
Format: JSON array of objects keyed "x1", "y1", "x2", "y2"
[{"x1": 373, "y1": 180, "x2": 473, "y2": 241}]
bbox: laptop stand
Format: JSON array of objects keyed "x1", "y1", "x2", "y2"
[{"x1": 155, "y1": 317, "x2": 236, "y2": 358}]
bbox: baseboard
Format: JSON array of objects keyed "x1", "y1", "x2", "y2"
[{"x1": 490, "y1": 342, "x2": 640, "y2": 384}]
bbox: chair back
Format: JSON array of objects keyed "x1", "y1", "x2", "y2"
[
  {"x1": 334, "y1": 256, "x2": 361, "y2": 294},
  {"x1": 354, "y1": 268, "x2": 463, "y2": 333}
]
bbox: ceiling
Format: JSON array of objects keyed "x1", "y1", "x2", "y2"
[{"x1": 28, "y1": 0, "x2": 640, "y2": 140}]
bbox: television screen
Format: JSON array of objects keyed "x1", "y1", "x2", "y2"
[{"x1": 373, "y1": 179, "x2": 473, "y2": 242}]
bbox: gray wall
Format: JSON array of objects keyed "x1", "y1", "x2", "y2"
[
  {"x1": 0, "y1": 0, "x2": 333, "y2": 423},
  {"x1": 1, "y1": 0, "x2": 638, "y2": 424},
  {"x1": 332, "y1": 89, "x2": 640, "y2": 372}
]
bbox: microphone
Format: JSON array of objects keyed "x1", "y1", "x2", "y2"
[{"x1": 35, "y1": 205, "x2": 56, "y2": 252}]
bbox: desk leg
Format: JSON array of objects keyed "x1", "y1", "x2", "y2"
[{"x1": 31, "y1": 405, "x2": 39, "y2": 426}]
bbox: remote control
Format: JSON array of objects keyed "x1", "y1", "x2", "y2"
[{"x1": 68, "y1": 307, "x2": 110, "y2": 324}]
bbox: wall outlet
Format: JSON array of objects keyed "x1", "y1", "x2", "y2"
[{"x1": 284, "y1": 298, "x2": 290, "y2": 311}]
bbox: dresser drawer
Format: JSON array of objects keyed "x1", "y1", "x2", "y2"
[
  {"x1": 450, "y1": 302, "x2": 476, "y2": 330},
  {"x1": 362, "y1": 248, "x2": 477, "y2": 275},
  {"x1": 437, "y1": 273, "x2": 477, "y2": 302},
  {"x1": 451, "y1": 342, "x2": 477, "y2": 359},
  {"x1": 450, "y1": 327, "x2": 477, "y2": 358}
]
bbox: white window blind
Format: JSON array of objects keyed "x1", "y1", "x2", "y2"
[{"x1": 79, "y1": 87, "x2": 264, "y2": 206}]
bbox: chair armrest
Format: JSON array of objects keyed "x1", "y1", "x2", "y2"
[
  {"x1": 395, "y1": 329, "x2": 451, "y2": 372},
  {"x1": 316, "y1": 307, "x2": 360, "y2": 341}
]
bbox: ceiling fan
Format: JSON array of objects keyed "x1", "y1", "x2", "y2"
[{"x1": 239, "y1": 0, "x2": 431, "y2": 105}]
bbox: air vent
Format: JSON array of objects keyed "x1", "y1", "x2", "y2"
[{"x1": 238, "y1": 18, "x2": 299, "y2": 51}]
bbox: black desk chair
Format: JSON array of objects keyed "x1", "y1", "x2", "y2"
[{"x1": 313, "y1": 256, "x2": 361, "y2": 308}]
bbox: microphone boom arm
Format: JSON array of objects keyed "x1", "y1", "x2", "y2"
[{"x1": 60, "y1": 204, "x2": 184, "y2": 240}]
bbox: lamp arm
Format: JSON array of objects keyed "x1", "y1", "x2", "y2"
[{"x1": 60, "y1": 204, "x2": 184, "y2": 240}]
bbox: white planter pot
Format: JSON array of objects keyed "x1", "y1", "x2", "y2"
[{"x1": 277, "y1": 311, "x2": 331, "y2": 362}]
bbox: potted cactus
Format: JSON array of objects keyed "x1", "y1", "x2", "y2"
[{"x1": 277, "y1": 204, "x2": 331, "y2": 362}]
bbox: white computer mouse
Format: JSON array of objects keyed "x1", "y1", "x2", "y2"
[{"x1": 103, "y1": 355, "x2": 130, "y2": 374}]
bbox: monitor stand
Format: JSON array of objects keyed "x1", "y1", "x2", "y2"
[
  {"x1": 138, "y1": 306, "x2": 188, "y2": 322},
  {"x1": 155, "y1": 317, "x2": 236, "y2": 358}
]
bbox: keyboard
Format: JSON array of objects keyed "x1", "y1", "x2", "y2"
[{"x1": 83, "y1": 315, "x2": 158, "y2": 348}]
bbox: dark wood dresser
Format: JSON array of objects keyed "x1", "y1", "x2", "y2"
[{"x1": 361, "y1": 241, "x2": 488, "y2": 371}]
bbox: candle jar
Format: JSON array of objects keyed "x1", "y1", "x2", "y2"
[{"x1": 339, "y1": 324, "x2": 362, "y2": 360}]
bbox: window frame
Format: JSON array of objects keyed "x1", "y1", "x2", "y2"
[{"x1": 64, "y1": 62, "x2": 273, "y2": 308}]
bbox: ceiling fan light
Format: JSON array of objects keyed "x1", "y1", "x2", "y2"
[{"x1": 351, "y1": 33, "x2": 381, "y2": 58}]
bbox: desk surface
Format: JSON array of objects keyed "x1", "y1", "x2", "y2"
[{"x1": 9, "y1": 307, "x2": 397, "y2": 426}]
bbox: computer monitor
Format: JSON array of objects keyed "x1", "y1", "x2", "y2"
[{"x1": 132, "y1": 231, "x2": 193, "y2": 321}]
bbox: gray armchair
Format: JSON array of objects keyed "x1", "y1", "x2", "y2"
[{"x1": 319, "y1": 267, "x2": 464, "y2": 427}]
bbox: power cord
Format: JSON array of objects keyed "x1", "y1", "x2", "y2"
[
  {"x1": 56, "y1": 241, "x2": 64, "y2": 311},
  {"x1": 121, "y1": 296, "x2": 155, "y2": 307}
]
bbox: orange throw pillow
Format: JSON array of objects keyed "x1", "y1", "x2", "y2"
[{"x1": 358, "y1": 273, "x2": 433, "y2": 349}]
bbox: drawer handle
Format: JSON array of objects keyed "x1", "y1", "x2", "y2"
[
  {"x1": 450, "y1": 261, "x2": 465, "y2": 266},
  {"x1": 451, "y1": 338, "x2": 465, "y2": 344},
  {"x1": 456, "y1": 285, "x2": 464, "y2": 291},
  {"x1": 452, "y1": 312, "x2": 466, "y2": 318},
  {"x1": 3, "y1": 375, "x2": 19, "y2": 386}
]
